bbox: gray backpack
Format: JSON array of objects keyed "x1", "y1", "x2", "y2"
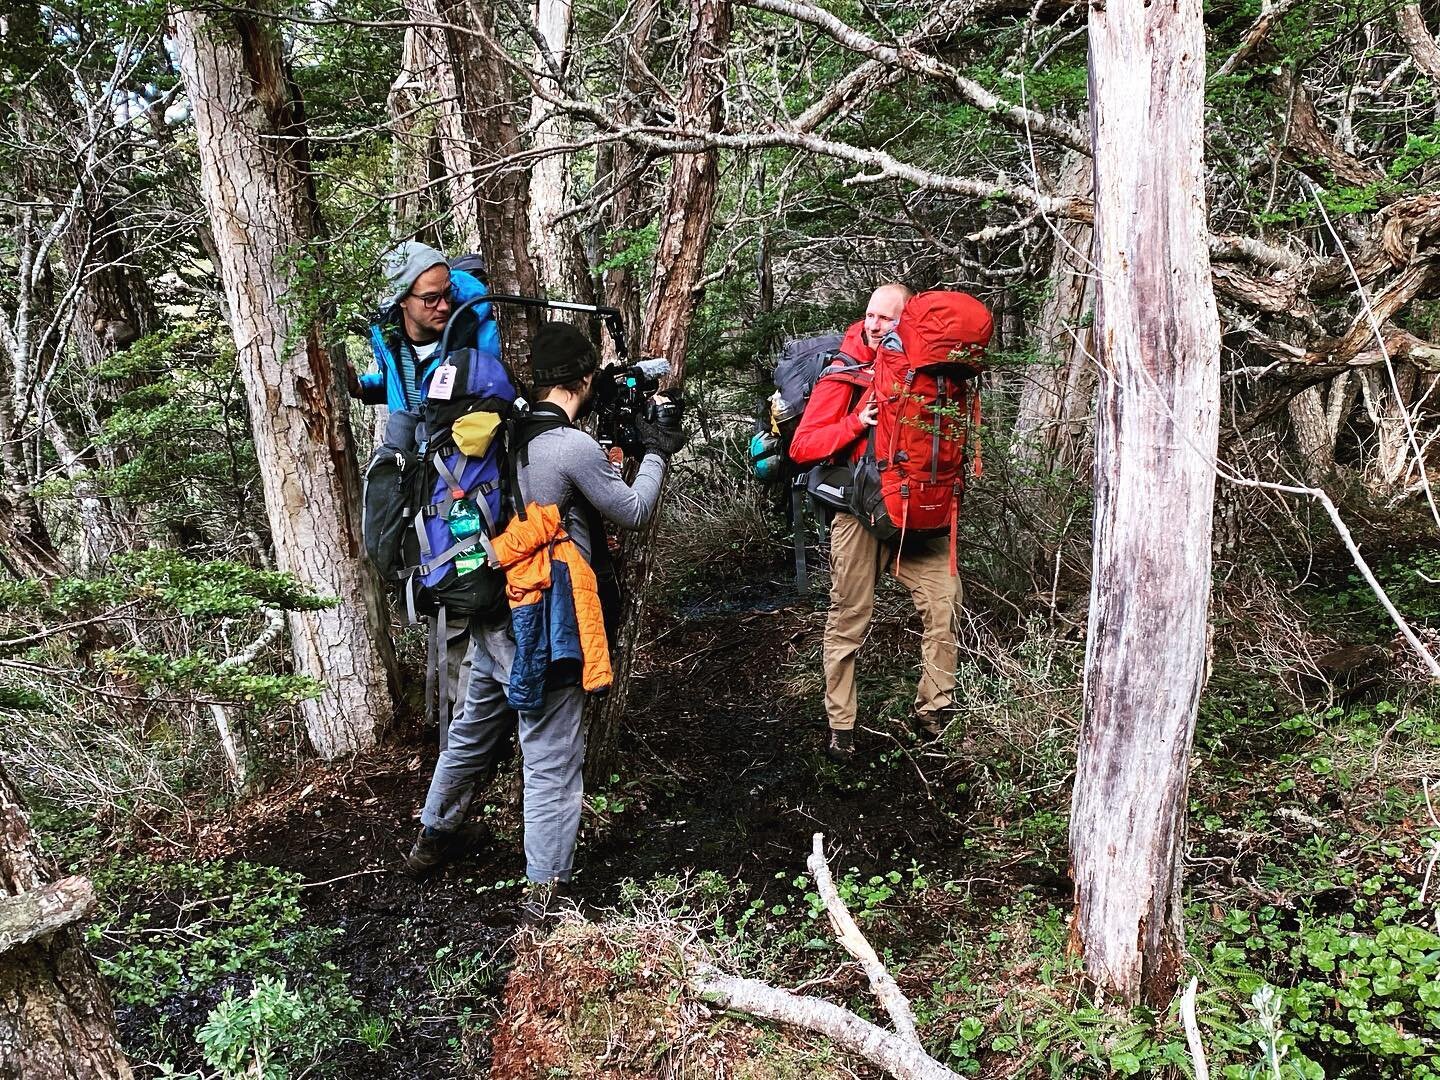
[
  {"x1": 764, "y1": 334, "x2": 869, "y2": 591},
  {"x1": 773, "y1": 333, "x2": 845, "y2": 420}
]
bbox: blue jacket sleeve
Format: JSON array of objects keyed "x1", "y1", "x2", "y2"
[{"x1": 357, "y1": 371, "x2": 386, "y2": 405}]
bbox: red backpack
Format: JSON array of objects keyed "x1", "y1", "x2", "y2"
[{"x1": 850, "y1": 291, "x2": 993, "y2": 571}]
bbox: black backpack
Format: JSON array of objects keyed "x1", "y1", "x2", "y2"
[
  {"x1": 751, "y1": 333, "x2": 871, "y2": 592},
  {"x1": 750, "y1": 333, "x2": 844, "y2": 486}
]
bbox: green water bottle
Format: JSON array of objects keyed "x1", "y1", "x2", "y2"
[{"x1": 448, "y1": 497, "x2": 481, "y2": 540}]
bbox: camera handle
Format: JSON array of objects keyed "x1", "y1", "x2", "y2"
[{"x1": 441, "y1": 292, "x2": 630, "y2": 363}]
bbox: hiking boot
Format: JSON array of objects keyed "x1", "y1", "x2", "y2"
[
  {"x1": 825, "y1": 728, "x2": 855, "y2": 763},
  {"x1": 912, "y1": 706, "x2": 957, "y2": 740},
  {"x1": 516, "y1": 880, "x2": 570, "y2": 930},
  {"x1": 403, "y1": 821, "x2": 490, "y2": 878}
]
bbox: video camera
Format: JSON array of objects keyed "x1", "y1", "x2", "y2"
[
  {"x1": 594, "y1": 357, "x2": 682, "y2": 455},
  {"x1": 440, "y1": 291, "x2": 680, "y2": 457}
]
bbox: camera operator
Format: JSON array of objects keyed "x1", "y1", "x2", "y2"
[{"x1": 405, "y1": 322, "x2": 683, "y2": 925}]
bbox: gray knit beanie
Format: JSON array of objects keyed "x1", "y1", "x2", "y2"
[{"x1": 381, "y1": 241, "x2": 449, "y2": 308}]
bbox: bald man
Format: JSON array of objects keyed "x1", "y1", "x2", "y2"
[{"x1": 789, "y1": 283, "x2": 962, "y2": 762}]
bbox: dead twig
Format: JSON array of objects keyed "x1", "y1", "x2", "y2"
[{"x1": 1180, "y1": 977, "x2": 1211, "y2": 1080}]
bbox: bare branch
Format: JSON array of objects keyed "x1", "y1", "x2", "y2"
[
  {"x1": 807, "y1": 833, "x2": 921, "y2": 1046},
  {"x1": 1213, "y1": 0, "x2": 1305, "y2": 79},
  {"x1": 737, "y1": 0, "x2": 1090, "y2": 154},
  {"x1": 690, "y1": 964, "x2": 960, "y2": 1080}
]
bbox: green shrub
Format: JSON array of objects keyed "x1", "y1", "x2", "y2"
[
  {"x1": 197, "y1": 975, "x2": 360, "y2": 1080},
  {"x1": 88, "y1": 859, "x2": 335, "y2": 1008},
  {"x1": 1208, "y1": 869, "x2": 1440, "y2": 1078}
]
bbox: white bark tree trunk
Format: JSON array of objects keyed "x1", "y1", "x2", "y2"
[
  {"x1": 527, "y1": 0, "x2": 592, "y2": 301},
  {"x1": 174, "y1": 7, "x2": 397, "y2": 759},
  {"x1": 1069, "y1": 0, "x2": 1222, "y2": 1007}
]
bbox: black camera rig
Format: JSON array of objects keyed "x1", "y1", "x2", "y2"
[
  {"x1": 441, "y1": 293, "x2": 680, "y2": 455},
  {"x1": 592, "y1": 356, "x2": 682, "y2": 456}
]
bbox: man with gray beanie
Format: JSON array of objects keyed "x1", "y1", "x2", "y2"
[
  {"x1": 355, "y1": 243, "x2": 503, "y2": 750},
  {"x1": 352, "y1": 240, "x2": 502, "y2": 416},
  {"x1": 405, "y1": 322, "x2": 684, "y2": 928}
]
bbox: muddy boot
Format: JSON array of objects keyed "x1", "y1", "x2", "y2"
[
  {"x1": 403, "y1": 821, "x2": 489, "y2": 878},
  {"x1": 825, "y1": 728, "x2": 855, "y2": 763},
  {"x1": 912, "y1": 706, "x2": 956, "y2": 741},
  {"x1": 517, "y1": 880, "x2": 570, "y2": 930}
]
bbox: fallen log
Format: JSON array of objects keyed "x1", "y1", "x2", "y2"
[
  {"x1": 691, "y1": 964, "x2": 961, "y2": 1080},
  {"x1": 0, "y1": 875, "x2": 95, "y2": 954}
]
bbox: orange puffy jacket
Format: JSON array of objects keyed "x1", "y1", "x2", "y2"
[{"x1": 491, "y1": 503, "x2": 612, "y2": 710}]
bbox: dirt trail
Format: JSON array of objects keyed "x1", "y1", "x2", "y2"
[{"x1": 184, "y1": 576, "x2": 1034, "y2": 1077}]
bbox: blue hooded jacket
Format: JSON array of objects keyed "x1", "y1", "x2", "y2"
[{"x1": 359, "y1": 269, "x2": 503, "y2": 414}]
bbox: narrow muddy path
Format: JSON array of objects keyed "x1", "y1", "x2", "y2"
[{"x1": 136, "y1": 570, "x2": 1066, "y2": 1077}]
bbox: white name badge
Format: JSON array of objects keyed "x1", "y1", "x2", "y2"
[{"x1": 428, "y1": 363, "x2": 457, "y2": 401}]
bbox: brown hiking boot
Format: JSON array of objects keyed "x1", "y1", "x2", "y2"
[
  {"x1": 825, "y1": 728, "x2": 855, "y2": 763},
  {"x1": 403, "y1": 821, "x2": 489, "y2": 878},
  {"x1": 516, "y1": 880, "x2": 570, "y2": 930},
  {"x1": 912, "y1": 706, "x2": 956, "y2": 740}
]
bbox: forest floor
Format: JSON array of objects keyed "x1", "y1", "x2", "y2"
[{"x1": 41, "y1": 509, "x2": 1440, "y2": 1079}]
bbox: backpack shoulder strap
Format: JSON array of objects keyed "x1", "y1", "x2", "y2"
[
  {"x1": 506, "y1": 404, "x2": 571, "y2": 520},
  {"x1": 816, "y1": 351, "x2": 870, "y2": 382}
]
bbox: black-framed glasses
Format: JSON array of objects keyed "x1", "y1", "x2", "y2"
[{"x1": 410, "y1": 284, "x2": 452, "y2": 309}]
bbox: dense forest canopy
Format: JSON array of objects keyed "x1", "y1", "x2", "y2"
[{"x1": 1, "y1": 0, "x2": 1438, "y2": 1076}]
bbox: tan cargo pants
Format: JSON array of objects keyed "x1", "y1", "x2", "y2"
[{"x1": 823, "y1": 512, "x2": 962, "y2": 732}]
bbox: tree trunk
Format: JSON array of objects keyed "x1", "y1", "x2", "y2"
[
  {"x1": 584, "y1": 0, "x2": 731, "y2": 785},
  {"x1": 1287, "y1": 370, "x2": 1358, "y2": 482},
  {"x1": 1069, "y1": 0, "x2": 1221, "y2": 1008},
  {"x1": 387, "y1": 26, "x2": 445, "y2": 248},
  {"x1": 0, "y1": 765, "x2": 132, "y2": 1078},
  {"x1": 1014, "y1": 150, "x2": 1096, "y2": 478},
  {"x1": 57, "y1": 201, "x2": 155, "y2": 565},
  {"x1": 174, "y1": 7, "x2": 397, "y2": 759},
  {"x1": 1396, "y1": 4, "x2": 1440, "y2": 85},
  {"x1": 596, "y1": 0, "x2": 662, "y2": 358},
  {"x1": 406, "y1": 0, "x2": 541, "y2": 360},
  {"x1": 40, "y1": 416, "x2": 121, "y2": 573},
  {"x1": 0, "y1": 325, "x2": 61, "y2": 580},
  {"x1": 1361, "y1": 362, "x2": 1421, "y2": 491},
  {"x1": 527, "y1": 0, "x2": 594, "y2": 304}
]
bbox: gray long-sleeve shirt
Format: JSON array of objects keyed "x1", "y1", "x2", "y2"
[{"x1": 513, "y1": 425, "x2": 666, "y2": 562}]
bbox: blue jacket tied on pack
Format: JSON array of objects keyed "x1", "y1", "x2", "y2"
[{"x1": 359, "y1": 269, "x2": 502, "y2": 415}]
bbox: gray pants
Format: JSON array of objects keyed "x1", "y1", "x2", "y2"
[
  {"x1": 441, "y1": 616, "x2": 474, "y2": 751},
  {"x1": 419, "y1": 625, "x2": 586, "y2": 883}
]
